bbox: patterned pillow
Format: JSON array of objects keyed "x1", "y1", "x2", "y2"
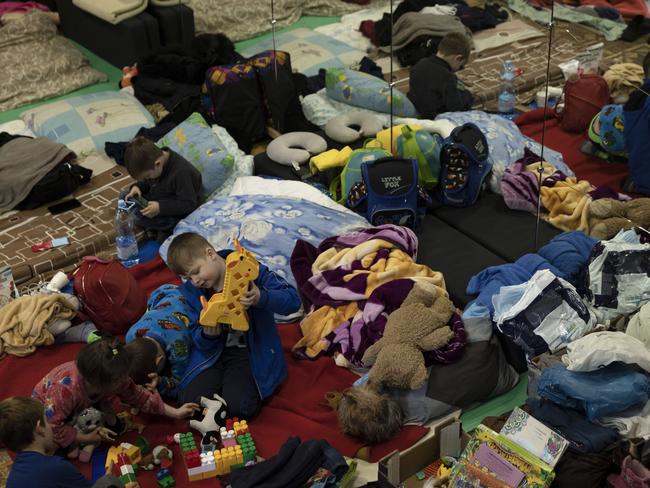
[
  {"x1": 157, "y1": 112, "x2": 235, "y2": 199},
  {"x1": 325, "y1": 68, "x2": 418, "y2": 118},
  {"x1": 21, "y1": 91, "x2": 154, "y2": 155}
]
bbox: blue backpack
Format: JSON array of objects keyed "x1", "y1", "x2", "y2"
[
  {"x1": 348, "y1": 157, "x2": 427, "y2": 229},
  {"x1": 438, "y1": 123, "x2": 491, "y2": 207}
]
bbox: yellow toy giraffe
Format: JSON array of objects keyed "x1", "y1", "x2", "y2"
[{"x1": 199, "y1": 240, "x2": 259, "y2": 331}]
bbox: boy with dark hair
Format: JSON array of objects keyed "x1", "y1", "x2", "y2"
[
  {"x1": 124, "y1": 136, "x2": 202, "y2": 241},
  {"x1": 125, "y1": 284, "x2": 195, "y2": 400},
  {"x1": 407, "y1": 32, "x2": 473, "y2": 119},
  {"x1": 0, "y1": 396, "x2": 121, "y2": 488},
  {"x1": 166, "y1": 232, "x2": 302, "y2": 419}
]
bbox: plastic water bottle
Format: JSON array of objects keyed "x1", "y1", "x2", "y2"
[
  {"x1": 115, "y1": 199, "x2": 139, "y2": 267},
  {"x1": 498, "y1": 60, "x2": 516, "y2": 115}
]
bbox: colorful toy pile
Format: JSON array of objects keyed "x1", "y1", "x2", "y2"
[{"x1": 180, "y1": 417, "x2": 258, "y2": 481}]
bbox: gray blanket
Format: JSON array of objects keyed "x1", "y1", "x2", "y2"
[{"x1": 0, "y1": 137, "x2": 74, "y2": 213}]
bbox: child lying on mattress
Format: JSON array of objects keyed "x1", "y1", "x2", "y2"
[
  {"x1": 165, "y1": 232, "x2": 302, "y2": 420},
  {"x1": 125, "y1": 284, "x2": 195, "y2": 401}
]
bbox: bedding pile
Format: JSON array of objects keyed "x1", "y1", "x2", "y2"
[
  {"x1": 291, "y1": 225, "x2": 447, "y2": 364},
  {"x1": 0, "y1": 10, "x2": 106, "y2": 112}
]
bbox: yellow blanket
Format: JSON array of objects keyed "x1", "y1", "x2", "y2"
[
  {"x1": 294, "y1": 240, "x2": 446, "y2": 359},
  {"x1": 540, "y1": 177, "x2": 593, "y2": 232},
  {"x1": 0, "y1": 293, "x2": 76, "y2": 358}
]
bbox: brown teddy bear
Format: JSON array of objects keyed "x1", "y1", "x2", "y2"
[
  {"x1": 361, "y1": 282, "x2": 455, "y2": 390},
  {"x1": 588, "y1": 198, "x2": 650, "y2": 240}
]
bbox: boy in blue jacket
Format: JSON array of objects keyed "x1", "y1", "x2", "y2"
[{"x1": 166, "y1": 232, "x2": 302, "y2": 419}]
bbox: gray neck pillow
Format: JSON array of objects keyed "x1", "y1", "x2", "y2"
[
  {"x1": 325, "y1": 111, "x2": 384, "y2": 144},
  {"x1": 267, "y1": 132, "x2": 328, "y2": 166}
]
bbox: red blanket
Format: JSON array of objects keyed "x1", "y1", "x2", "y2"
[
  {"x1": 516, "y1": 108, "x2": 629, "y2": 192},
  {"x1": 0, "y1": 256, "x2": 427, "y2": 487}
]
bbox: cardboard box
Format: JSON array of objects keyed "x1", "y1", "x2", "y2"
[{"x1": 377, "y1": 413, "x2": 466, "y2": 488}]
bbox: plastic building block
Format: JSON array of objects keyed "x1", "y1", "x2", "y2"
[
  {"x1": 117, "y1": 453, "x2": 138, "y2": 488},
  {"x1": 136, "y1": 436, "x2": 151, "y2": 455},
  {"x1": 156, "y1": 468, "x2": 176, "y2": 488},
  {"x1": 199, "y1": 240, "x2": 259, "y2": 331},
  {"x1": 236, "y1": 433, "x2": 257, "y2": 464},
  {"x1": 233, "y1": 420, "x2": 249, "y2": 435},
  {"x1": 185, "y1": 450, "x2": 201, "y2": 469}
]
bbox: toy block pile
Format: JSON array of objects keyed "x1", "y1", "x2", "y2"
[
  {"x1": 179, "y1": 432, "x2": 218, "y2": 481},
  {"x1": 181, "y1": 417, "x2": 258, "y2": 481}
]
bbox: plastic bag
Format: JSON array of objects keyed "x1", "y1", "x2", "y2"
[
  {"x1": 587, "y1": 230, "x2": 650, "y2": 322},
  {"x1": 493, "y1": 269, "x2": 595, "y2": 359}
]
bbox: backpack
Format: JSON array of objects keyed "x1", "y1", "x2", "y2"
[
  {"x1": 348, "y1": 157, "x2": 428, "y2": 229},
  {"x1": 201, "y1": 50, "x2": 303, "y2": 151},
  {"x1": 17, "y1": 161, "x2": 92, "y2": 210},
  {"x1": 329, "y1": 142, "x2": 391, "y2": 204},
  {"x1": 556, "y1": 74, "x2": 611, "y2": 133},
  {"x1": 396, "y1": 125, "x2": 443, "y2": 189},
  {"x1": 72, "y1": 256, "x2": 146, "y2": 335},
  {"x1": 438, "y1": 123, "x2": 491, "y2": 207}
]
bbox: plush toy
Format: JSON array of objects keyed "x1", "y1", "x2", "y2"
[
  {"x1": 362, "y1": 282, "x2": 456, "y2": 390},
  {"x1": 588, "y1": 198, "x2": 650, "y2": 240},
  {"x1": 140, "y1": 445, "x2": 173, "y2": 470},
  {"x1": 120, "y1": 65, "x2": 139, "y2": 88},
  {"x1": 189, "y1": 394, "x2": 229, "y2": 436},
  {"x1": 70, "y1": 407, "x2": 116, "y2": 463}
]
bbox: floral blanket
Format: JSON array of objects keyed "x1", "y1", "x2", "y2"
[
  {"x1": 0, "y1": 11, "x2": 106, "y2": 112},
  {"x1": 159, "y1": 195, "x2": 369, "y2": 287}
]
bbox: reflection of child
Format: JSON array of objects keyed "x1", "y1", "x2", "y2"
[
  {"x1": 31, "y1": 338, "x2": 198, "y2": 451},
  {"x1": 125, "y1": 284, "x2": 194, "y2": 400},
  {"x1": 0, "y1": 397, "x2": 121, "y2": 488},
  {"x1": 408, "y1": 32, "x2": 473, "y2": 119},
  {"x1": 166, "y1": 233, "x2": 302, "y2": 419}
]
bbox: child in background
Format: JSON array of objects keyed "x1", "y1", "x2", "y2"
[
  {"x1": 31, "y1": 338, "x2": 199, "y2": 453},
  {"x1": 0, "y1": 396, "x2": 121, "y2": 488},
  {"x1": 166, "y1": 233, "x2": 302, "y2": 419},
  {"x1": 124, "y1": 136, "x2": 202, "y2": 242},
  {"x1": 125, "y1": 284, "x2": 194, "y2": 400},
  {"x1": 407, "y1": 32, "x2": 473, "y2": 119}
]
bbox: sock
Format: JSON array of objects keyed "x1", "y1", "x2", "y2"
[{"x1": 55, "y1": 321, "x2": 98, "y2": 344}]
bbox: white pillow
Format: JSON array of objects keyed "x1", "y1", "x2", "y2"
[{"x1": 21, "y1": 91, "x2": 154, "y2": 155}]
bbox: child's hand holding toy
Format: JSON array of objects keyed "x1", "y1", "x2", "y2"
[{"x1": 240, "y1": 282, "x2": 261, "y2": 309}]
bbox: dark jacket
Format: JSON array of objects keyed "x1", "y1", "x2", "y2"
[
  {"x1": 137, "y1": 149, "x2": 202, "y2": 218},
  {"x1": 407, "y1": 55, "x2": 474, "y2": 119},
  {"x1": 178, "y1": 250, "x2": 302, "y2": 398},
  {"x1": 623, "y1": 79, "x2": 650, "y2": 195}
]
